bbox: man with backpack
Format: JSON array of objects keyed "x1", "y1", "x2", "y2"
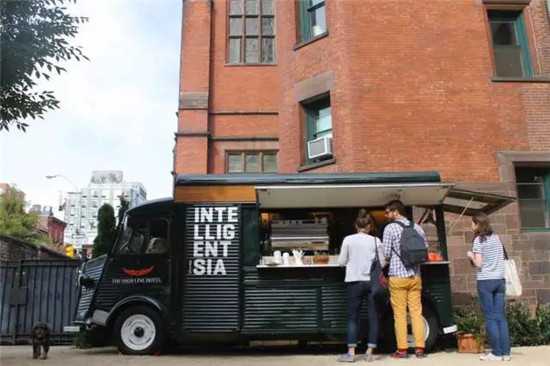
[{"x1": 382, "y1": 200, "x2": 429, "y2": 359}]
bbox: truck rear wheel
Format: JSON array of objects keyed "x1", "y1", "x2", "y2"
[
  {"x1": 379, "y1": 305, "x2": 439, "y2": 352},
  {"x1": 114, "y1": 305, "x2": 164, "y2": 355}
]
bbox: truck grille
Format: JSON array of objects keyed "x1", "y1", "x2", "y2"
[{"x1": 75, "y1": 256, "x2": 106, "y2": 321}]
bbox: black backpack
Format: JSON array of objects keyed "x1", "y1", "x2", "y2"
[{"x1": 392, "y1": 220, "x2": 428, "y2": 268}]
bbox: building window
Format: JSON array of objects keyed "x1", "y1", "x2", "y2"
[
  {"x1": 228, "y1": 0, "x2": 275, "y2": 64},
  {"x1": 515, "y1": 166, "x2": 550, "y2": 230},
  {"x1": 297, "y1": 0, "x2": 327, "y2": 43},
  {"x1": 488, "y1": 10, "x2": 533, "y2": 78},
  {"x1": 301, "y1": 95, "x2": 332, "y2": 163},
  {"x1": 226, "y1": 151, "x2": 277, "y2": 173}
]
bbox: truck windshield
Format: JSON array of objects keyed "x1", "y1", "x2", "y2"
[{"x1": 114, "y1": 216, "x2": 169, "y2": 255}]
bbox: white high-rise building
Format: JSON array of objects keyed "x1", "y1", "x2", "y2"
[{"x1": 63, "y1": 171, "x2": 146, "y2": 251}]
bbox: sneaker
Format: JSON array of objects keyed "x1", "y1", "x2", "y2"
[
  {"x1": 502, "y1": 355, "x2": 512, "y2": 362},
  {"x1": 390, "y1": 351, "x2": 408, "y2": 359},
  {"x1": 337, "y1": 353, "x2": 355, "y2": 363},
  {"x1": 480, "y1": 353, "x2": 503, "y2": 361},
  {"x1": 364, "y1": 348, "x2": 374, "y2": 362}
]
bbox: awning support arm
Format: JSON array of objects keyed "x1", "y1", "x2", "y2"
[{"x1": 448, "y1": 197, "x2": 474, "y2": 236}]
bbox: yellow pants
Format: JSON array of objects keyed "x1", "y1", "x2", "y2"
[{"x1": 389, "y1": 276, "x2": 425, "y2": 350}]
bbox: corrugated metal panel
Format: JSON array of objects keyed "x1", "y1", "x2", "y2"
[
  {"x1": 0, "y1": 260, "x2": 80, "y2": 345},
  {"x1": 182, "y1": 205, "x2": 241, "y2": 332},
  {"x1": 321, "y1": 285, "x2": 347, "y2": 330},
  {"x1": 76, "y1": 256, "x2": 106, "y2": 320},
  {"x1": 243, "y1": 288, "x2": 319, "y2": 331}
]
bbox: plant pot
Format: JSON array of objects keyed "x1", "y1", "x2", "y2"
[{"x1": 457, "y1": 333, "x2": 485, "y2": 353}]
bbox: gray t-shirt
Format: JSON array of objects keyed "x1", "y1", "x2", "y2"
[
  {"x1": 338, "y1": 233, "x2": 385, "y2": 283},
  {"x1": 472, "y1": 234, "x2": 505, "y2": 281}
]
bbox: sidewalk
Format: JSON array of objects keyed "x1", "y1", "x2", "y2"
[{"x1": 1, "y1": 345, "x2": 549, "y2": 366}]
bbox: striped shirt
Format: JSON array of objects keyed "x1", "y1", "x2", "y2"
[
  {"x1": 383, "y1": 218, "x2": 428, "y2": 278},
  {"x1": 472, "y1": 234, "x2": 505, "y2": 281}
]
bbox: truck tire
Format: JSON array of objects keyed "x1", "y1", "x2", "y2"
[
  {"x1": 379, "y1": 305, "x2": 439, "y2": 352},
  {"x1": 113, "y1": 305, "x2": 164, "y2": 355}
]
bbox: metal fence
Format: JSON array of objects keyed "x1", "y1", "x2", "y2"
[{"x1": 0, "y1": 260, "x2": 80, "y2": 345}]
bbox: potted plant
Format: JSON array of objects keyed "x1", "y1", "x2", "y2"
[{"x1": 454, "y1": 306, "x2": 486, "y2": 353}]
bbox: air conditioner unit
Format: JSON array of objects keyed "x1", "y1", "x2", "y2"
[{"x1": 307, "y1": 136, "x2": 333, "y2": 160}]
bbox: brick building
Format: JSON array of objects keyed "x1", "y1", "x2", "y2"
[{"x1": 174, "y1": 0, "x2": 550, "y2": 304}]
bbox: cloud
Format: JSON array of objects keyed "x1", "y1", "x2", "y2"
[{"x1": 0, "y1": 0, "x2": 181, "y2": 214}]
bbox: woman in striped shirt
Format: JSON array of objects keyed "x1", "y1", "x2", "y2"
[{"x1": 467, "y1": 213, "x2": 511, "y2": 361}]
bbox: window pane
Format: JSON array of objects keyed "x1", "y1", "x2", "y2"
[
  {"x1": 228, "y1": 154, "x2": 243, "y2": 173},
  {"x1": 263, "y1": 154, "x2": 277, "y2": 173},
  {"x1": 230, "y1": 0, "x2": 243, "y2": 15},
  {"x1": 245, "y1": 0, "x2": 258, "y2": 15},
  {"x1": 245, "y1": 37, "x2": 259, "y2": 63},
  {"x1": 229, "y1": 17, "x2": 243, "y2": 36},
  {"x1": 315, "y1": 106, "x2": 332, "y2": 134},
  {"x1": 491, "y1": 21, "x2": 517, "y2": 45},
  {"x1": 309, "y1": 4, "x2": 326, "y2": 36},
  {"x1": 245, "y1": 153, "x2": 260, "y2": 172},
  {"x1": 494, "y1": 46, "x2": 523, "y2": 77},
  {"x1": 517, "y1": 184, "x2": 544, "y2": 200},
  {"x1": 229, "y1": 38, "x2": 241, "y2": 63},
  {"x1": 261, "y1": 37, "x2": 274, "y2": 63},
  {"x1": 261, "y1": 17, "x2": 274, "y2": 35},
  {"x1": 245, "y1": 17, "x2": 259, "y2": 35},
  {"x1": 519, "y1": 199, "x2": 547, "y2": 228},
  {"x1": 262, "y1": 0, "x2": 273, "y2": 15}
]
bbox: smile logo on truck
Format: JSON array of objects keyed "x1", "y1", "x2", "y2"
[{"x1": 122, "y1": 266, "x2": 155, "y2": 277}]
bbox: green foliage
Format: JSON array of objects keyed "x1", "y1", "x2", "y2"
[
  {"x1": 454, "y1": 305, "x2": 486, "y2": 343},
  {"x1": 455, "y1": 302, "x2": 550, "y2": 347},
  {"x1": 92, "y1": 203, "x2": 116, "y2": 257},
  {"x1": 0, "y1": 0, "x2": 88, "y2": 132},
  {"x1": 506, "y1": 302, "x2": 550, "y2": 346},
  {"x1": 536, "y1": 304, "x2": 550, "y2": 345},
  {"x1": 0, "y1": 186, "x2": 45, "y2": 243}
]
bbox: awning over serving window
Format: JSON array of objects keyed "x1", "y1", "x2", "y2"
[
  {"x1": 443, "y1": 188, "x2": 515, "y2": 216},
  {"x1": 255, "y1": 183, "x2": 454, "y2": 209}
]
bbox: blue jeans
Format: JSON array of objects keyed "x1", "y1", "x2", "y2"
[
  {"x1": 477, "y1": 279, "x2": 510, "y2": 356},
  {"x1": 346, "y1": 281, "x2": 379, "y2": 348}
]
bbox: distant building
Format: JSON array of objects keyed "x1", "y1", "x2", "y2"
[
  {"x1": 0, "y1": 183, "x2": 25, "y2": 201},
  {"x1": 30, "y1": 206, "x2": 67, "y2": 246},
  {"x1": 63, "y1": 171, "x2": 146, "y2": 252}
]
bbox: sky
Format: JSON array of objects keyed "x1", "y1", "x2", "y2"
[{"x1": 0, "y1": 0, "x2": 182, "y2": 216}]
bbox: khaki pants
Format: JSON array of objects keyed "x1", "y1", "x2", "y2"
[{"x1": 388, "y1": 276, "x2": 425, "y2": 350}]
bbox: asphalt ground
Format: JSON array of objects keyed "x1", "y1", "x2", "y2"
[{"x1": 1, "y1": 345, "x2": 550, "y2": 366}]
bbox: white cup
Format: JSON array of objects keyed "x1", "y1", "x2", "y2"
[
  {"x1": 282, "y1": 252, "x2": 290, "y2": 265},
  {"x1": 273, "y1": 250, "x2": 282, "y2": 264}
]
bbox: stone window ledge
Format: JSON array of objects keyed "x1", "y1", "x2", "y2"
[
  {"x1": 297, "y1": 158, "x2": 336, "y2": 172},
  {"x1": 293, "y1": 31, "x2": 329, "y2": 51},
  {"x1": 491, "y1": 77, "x2": 550, "y2": 83}
]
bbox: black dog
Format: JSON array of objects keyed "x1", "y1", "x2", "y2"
[{"x1": 31, "y1": 322, "x2": 50, "y2": 359}]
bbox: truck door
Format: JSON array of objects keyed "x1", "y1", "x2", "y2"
[{"x1": 103, "y1": 216, "x2": 171, "y2": 308}]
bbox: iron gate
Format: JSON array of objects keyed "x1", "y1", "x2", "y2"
[{"x1": 0, "y1": 260, "x2": 80, "y2": 345}]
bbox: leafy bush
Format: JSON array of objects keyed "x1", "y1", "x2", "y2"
[
  {"x1": 454, "y1": 303, "x2": 550, "y2": 347},
  {"x1": 506, "y1": 302, "x2": 542, "y2": 346},
  {"x1": 454, "y1": 305, "x2": 485, "y2": 343},
  {"x1": 535, "y1": 304, "x2": 550, "y2": 345}
]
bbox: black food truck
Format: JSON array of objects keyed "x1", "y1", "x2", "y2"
[{"x1": 72, "y1": 172, "x2": 513, "y2": 355}]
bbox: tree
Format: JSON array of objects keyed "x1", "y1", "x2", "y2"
[
  {"x1": 0, "y1": 0, "x2": 88, "y2": 132},
  {"x1": 0, "y1": 186, "x2": 46, "y2": 243},
  {"x1": 92, "y1": 203, "x2": 116, "y2": 257}
]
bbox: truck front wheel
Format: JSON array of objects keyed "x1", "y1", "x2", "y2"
[{"x1": 113, "y1": 305, "x2": 164, "y2": 355}]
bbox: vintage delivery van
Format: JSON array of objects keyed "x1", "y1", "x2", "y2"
[{"x1": 72, "y1": 172, "x2": 513, "y2": 355}]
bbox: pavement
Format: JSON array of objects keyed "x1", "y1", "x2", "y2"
[{"x1": 1, "y1": 345, "x2": 550, "y2": 366}]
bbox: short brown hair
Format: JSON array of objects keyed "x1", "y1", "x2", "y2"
[
  {"x1": 355, "y1": 208, "x2": 375, "y2": 231},
  {"x1": 385, "y1": 200, "x2": 406, "y2": 216},
  {"x1": 472, "y1": 212, "x2": 493, "y2": 242}
]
